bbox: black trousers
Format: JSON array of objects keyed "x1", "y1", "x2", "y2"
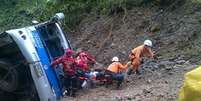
[{"x1": 63, "y1": 75, "x2": 78, "y2": 96}]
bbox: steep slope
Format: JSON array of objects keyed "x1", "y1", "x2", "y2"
[
  {"x1": 69, "y1": 0, "x2": 201, "y2": 65},
  {"x1": 62, "y1": 1, "x2": 201, "y2": 100}
]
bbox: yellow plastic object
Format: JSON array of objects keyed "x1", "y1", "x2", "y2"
[{"x1": 178, "y1": 66, "x2": 201, "y2": 101}]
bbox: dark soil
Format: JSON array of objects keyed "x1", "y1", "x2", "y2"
[{"x1": 63, "y1": 0, "x2": 201, "y2": 100}]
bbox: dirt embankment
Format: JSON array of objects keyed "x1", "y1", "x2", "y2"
[
  {"x1": 64, "y1": 0, "x2": 201, "y2": 101},
  {"x1": 69, "y1": 0, "x2": 201, "y2": 65},
  {"x1": 62, "y1": 57, "x2": 197, "y2": 101}
]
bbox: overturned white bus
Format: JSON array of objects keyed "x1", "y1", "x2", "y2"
[{"x1": 0, "y1": 13, "x2": 71, "y2": 101}]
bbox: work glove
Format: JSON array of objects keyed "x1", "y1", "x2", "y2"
[
  {"x1": 95, "y1": 62, "x2": 99, "y2": 65},
  {"x1": 126, "y1": 61, "x2": 132, "y2": 65}
]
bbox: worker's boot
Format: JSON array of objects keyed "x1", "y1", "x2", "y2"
[
  {"x1": 62, "y1": 90, "x2": 68, "y2": 96},
  {"x1": 64, "y1": 88, "x2": 71, "y2": 96},
  {"x1": 70, "y1": 88, "x2": 76, "y2": 97},
  {"x1": 105, "y1": 74, "x2": 112, "y2": 88},
  {"x1": 136, "y1": 70, "x2": 141, "y2": 75},
  {"x1": 127, "y1": 68, "x2": 133, "y2": 75},
  {"x1": 116, "y1": 81, "x2": 122, "y2": 89},
  {"x1": 105, "y1": 82, "x2": 109, "y2": 88}
]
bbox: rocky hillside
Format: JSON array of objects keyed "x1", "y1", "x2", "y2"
[
  {"x1": 1, "y1": 0, "x2": 201, "y2": 64},
  {"x1": 1, "y1": 0, "x2": 201, "y2": 101},
  {"x1": 1, "y1": 0, "x2": 201, "y2": 68},
  {"x1": 69, "y1": 0, "x2": 201, "y2": 65}
]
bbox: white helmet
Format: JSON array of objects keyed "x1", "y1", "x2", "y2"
[
  {"x1": 144, "y1": 40, "x2": 153, "y2": 47},
  {"x1": 112, "y1": 56, "x2": 119, "y2": 62}
]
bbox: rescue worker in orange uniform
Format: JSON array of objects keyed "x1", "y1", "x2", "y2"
[
  {"x1": 106, "y1": 56, "x2": 130, "y2": 88},
  {"x1": 127, "y1": 40, "x2": 155, "y2": 75}
]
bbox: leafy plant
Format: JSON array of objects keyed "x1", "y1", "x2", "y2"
[{"x1": 0, "y1": 0, "x2": 146, "y2": 32}]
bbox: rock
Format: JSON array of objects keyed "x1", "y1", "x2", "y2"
[
  {"x1": 87, "y1": 40, "x2": 91, "y2": 43},
  {"x1": 110, "y1": 43, "x2": 115, "y2": 47},
  {"x1": 138, "y1": 76, "x2": 142, "y2": 79},
  {"x1": 137, "y1": 11, "x2": 143, "y2": 16},
  {"x1": 183, "y1": 65, "x2": 198, "y2": 71},
  {"x1": 127, "y1": 97, "x2": 132, "y2": 100},
  {"x1": 150, "y1": 24, "x2": 160, "y2": 32},
  {"x1": 143, "y1": 89, "x2": 151, "y2": 94},
  {"x1": 121, "y1": 51, "x2": 127, "y2": 55},
  {"x1": 176, "y1": 60, "x2": 186, "y2": 64},
  {"x1": 165, "y1": 66, "x2": 172, "y2": 70},
  {"x1": 166, "y1": 57, "x2": 176, "y2": 61},
  {"x1": 94, "y1": 62, "x2": 104, "y2": 69},
  {"x1": 158, "y1": 94, "x2": 164, "y2": 97},
  {"x1": 158, "y1": 64, "x2": 166, "y2": 69},
  {"x1": 168, "y1": 72, "x2": 173, "y2": 75},
  {"x1": 113, "y1": 96, "x2": 120, "y2": 101},
  {"x1": 159, "y1": 61, "x2": 175, "y2": 65},
  {"x1": 178, "y1": 55, "x2": 185, "y2": 59},
  {"x1": 116, "y1": 96, "x2": 122, "y2": 101},
  {"x1": 147, "y1": 79, "x2": 152, "y2": 84},
  {"x1": 184, "y1": 61, "x2": 190, "y2": 65}
]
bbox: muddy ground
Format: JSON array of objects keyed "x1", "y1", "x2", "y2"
[
  {"x1": 62, "y1": 57, "x2": 198, "y2": 101},
  {"x1": 62, "y1": 1, "x2": 201, "y2": 100},
  {"x1": 1, "y1": 0, "x2": 201, "y2": 101}
]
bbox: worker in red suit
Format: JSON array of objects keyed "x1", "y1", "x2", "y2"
[
  {"x1": 75, "y1": 50, "x2": 96, "y2": 72},
  {"x1": 69, "y1": 50, "x2": 98, "y2": 89},
  {"x1": 51, "y1": 49, "x2": 78, "y2": 97},
  {"x1": 74, "y1": 50, "x2": 97, "y2": 80}
]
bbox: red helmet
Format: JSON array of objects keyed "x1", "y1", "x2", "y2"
[{"x1": 65, "y1": 49, "x2": 75, "y2": 56}]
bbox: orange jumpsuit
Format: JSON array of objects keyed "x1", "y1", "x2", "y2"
[
  {"x1": 107, "y1": 62, "x2": 128, "y2": 73},
  {"x1": 129, "y1": 45, "x2": 154, "y2": 71},
  {"x1": 106, "y1": 62, "x2": 128, "y2": 88}
]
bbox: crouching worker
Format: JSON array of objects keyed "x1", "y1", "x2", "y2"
[
  {"x1": 51, "y1": 49, "x2": 78, "y2": 97},
  {"x1": 127, "y1": 39, "x2": 155, "y2": 75},
  {"x1": 75, "y1": 50, "x2": 96, "y2": 72},
  {"x1": 106, "y1": 56, "x2": 129, "y2": 89}
]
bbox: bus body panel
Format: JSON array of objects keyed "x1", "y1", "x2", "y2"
[
  {"x1": 30, "y1": 28, "x2": 62, "y2": 97},
  {"x1": 3, "y1": 15, "x2": 70, "y2": 101},
  {"x1": 6, "y1": 28, "x2": 57, "y2": 101}
]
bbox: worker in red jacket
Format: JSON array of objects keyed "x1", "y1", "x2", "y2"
[
  {"x1": 51, "y1": 49, "x2": 76, "y2": 75},
  {"x1": 51, "y1": 49, "x2": 77, "y2": 97},
  {"x1": 76, "y1": 50, "x2": 96, "y2": 72}
]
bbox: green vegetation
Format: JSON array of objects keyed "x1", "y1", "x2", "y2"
[
  {"x1": 0, "y1": 0, "x2": 179, "y2": 32},
  {"x1": 2, "y1": 0, "x2": 163, "y2": 32},
  {"x1": 0, "y1": 0, "x2": 127, "y2": 32}
]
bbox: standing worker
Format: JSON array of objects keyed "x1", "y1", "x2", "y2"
[
  {"x1": 51, "y1": 49, "x2": 78, "y2": 97},
  {"x1": 127, "y1": 40, "x2": 155, "y2": 75},
  {"x1": 106, "y1": 56, "x2": 130, "y2": 89}
]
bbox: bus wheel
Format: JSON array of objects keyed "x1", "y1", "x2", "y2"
[{"x1": 0, "y1": 61, "x2": 19, "y2": 92}]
